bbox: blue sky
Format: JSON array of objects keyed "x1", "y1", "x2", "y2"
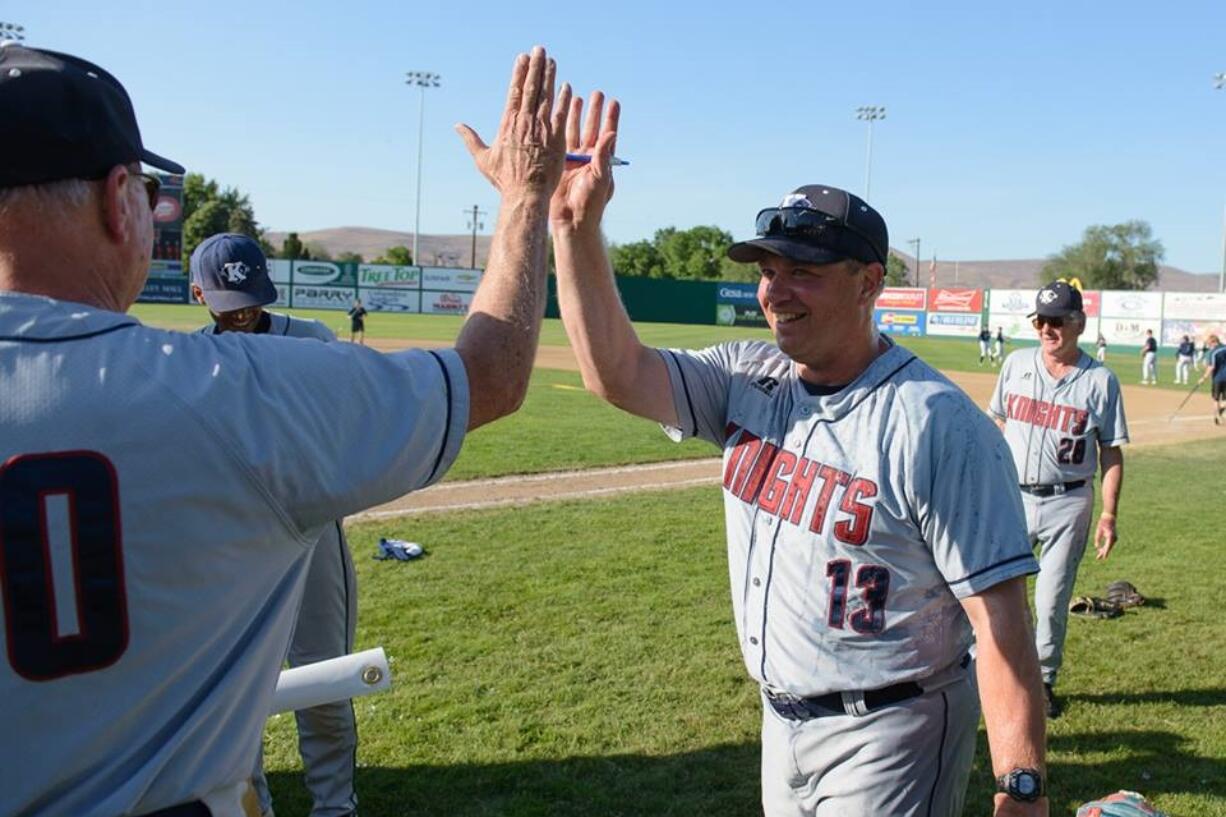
[{"x1": 15, "y1": 1, "x2": 1226, "y2": 274}]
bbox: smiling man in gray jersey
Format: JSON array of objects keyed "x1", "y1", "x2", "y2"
[
  {"x1": 989, "y1": 280, "x2": 1128, "y2": 720},
  {"x1": 549, "y1": 93, "x2": 1048, "y2": 816}
]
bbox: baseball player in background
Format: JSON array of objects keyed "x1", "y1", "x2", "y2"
[
  {"x1": 1174, "y1": 335, "x2": 1195, "y2": 385},
  {"x1": 550, "y1": 95, "x2": 1048, "y2": 816},
  {"x1": 1198, "y1": 334, "x2": 1226, "y2": 425},
  {"x1": 993, "y1": 326, "x2": 1007, "y2": 365},
  {"x1": 347, "y1": 298, "x2": 368, "y2": 344},
  {"x1": 1140, "y1": 329, "x2": 1158, "y2": 384},
  {"x1": 191, "y1": 233, "x2": 360, "y2": 817},
  {"x1": 989, "y1": 280, "x2": 1128, "y2": 720},
  {"x1": 0, "y1": 43, "x2": 571, "y2": 817},
  {"x1": 1095, "y1": 333, "x2": 1107, "y2": 363},
  {"x1": 978, "y1": 324, "x2": 993, "y2": 365}
]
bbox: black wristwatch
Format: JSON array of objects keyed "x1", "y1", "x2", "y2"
[{"x1": 996, "y1": 768, "x2": 1045, "y2": 802}]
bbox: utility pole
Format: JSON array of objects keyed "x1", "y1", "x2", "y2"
[
  {"x1": 855, "y1": 106, "x2": 886, "y2": 202},
  {"x1": 406, "y1": 70, "x2": 441, "y2": 268},
  {"x1": 907, "y1": 238, "x2": 921, "y2": 287},
  {"x1": 465, "y1": 205, "x2": 487, "y2": 269},
  {"x1": 1216, "y1": 73, "x2": 1226, "y2": 291}
]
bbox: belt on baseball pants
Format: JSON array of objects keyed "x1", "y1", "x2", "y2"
[
  {"x1": 765, "y1": 680, "x2": 923, "y2": 720},
  {"x1": 1019, "y1": 480, "x2": 1086, "y2": 497},
  {"x1": 141, "y1": 803, "x2": 210, "y2": 816}
]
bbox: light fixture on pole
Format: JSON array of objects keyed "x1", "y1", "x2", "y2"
[
  {"x1": 406, "y1": 70, "x2": 441, "y2": 268},
  {"x1": 906, "y1": 237, "x2": 921, "y2": 287},
  {"x1": 1216, "y1": 73, "x2": 1226, "y2": 291},
  {"x1": 465, "y1": 205, "x2": 487, "y2": 270},
  {"x1": 0, "y1": 21, "x2": 25, "y2": 44},
  {"x1": 855, "y1": 106, "x2": 886, "y2": 202}
]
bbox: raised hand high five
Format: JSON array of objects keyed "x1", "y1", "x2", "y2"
[{"x1": 550, "y1": 90, "x2": 620, "y2": 232}]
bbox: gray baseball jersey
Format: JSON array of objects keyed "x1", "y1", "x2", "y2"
[
  {"x1": 198, "y1": 312, "x2": 360, "y2": 816},
  {"x1": 659, "y1": 338, "x2": 1037, "y2": 696},
  {"x1": 1, "y1": 292, "x2": 468, "y2": 817},
  {"x1": 989, "y1": 347, "x2": 1129, "y2": 484}
]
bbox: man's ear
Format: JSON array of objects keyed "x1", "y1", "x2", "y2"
[
  {"x1": 862, "y1": 261, "x2": 886, "y2": 300},
  {"x1": 190, "y1": 283, "x2": 207, "y2": 306},
  {"x1": 98, "y1": 164, "x2": 134, "y2": 244}
]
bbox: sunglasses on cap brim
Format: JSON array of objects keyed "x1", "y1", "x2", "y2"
[{"x1": 753, "y1": 207, "x2": 884, "y2": 265}]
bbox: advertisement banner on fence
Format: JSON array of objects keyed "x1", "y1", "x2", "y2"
[
  {"x1": 874, "y1": 308, "x2": 926, "y2": 336},
  {"x1": 989, "y1": 289, "x2": 1039, "y2": 316},
  {"x1": 715, "y1": 282, "x2": 766, "y2": 327},
  {"x1": 359, "y1": 264, "x2": 420, "y2": 288},
  {"x1": 878, "y1": 287, "x2": 926, "y2": 311},
  {"x1": 1080, "y1": 290, "x2": 1100, "y2": 317},
  {"x1": 291, "y1": 260, "x2": 358, "y2": 288},
  {"x1": 359, "y1": 287, "x2": 420, "y2": 313},
  {"x1": 421, "y1": 267, "x2": 482, "y2": 292},
  {"x1": 272, "y1": 284, "x2": 289, "y2": 308},
  {"x1": 137, "y1": 276, "x2": 189, "y2": 304},
  {"x1": 1100, "y1": 290, "x2": 1162, "y2": 320},
  {"x1": 421, "y1": 290, "x2": 474, "y2": 315},
  {"x1": 1098, "y1": 316, "x2": 1162, "y2": 346},
  {"x1": 1162, "y1": 318, "x2": 1226, "y2": 346},
  {"x1": 926, "y1": 312, "x2": 982, "y2": 337},
  {"x1": 291, "y1": 285, "x2": 355, "y2": 310},
  {"x1": 1162, "y1": 292, "x2": 1226, "y2": 321},
  {"x1": 926, "y1": 288, "x2": 983, "y2": 314},
  {"x1": 150, "y1": 173, "x2": 183, "y2": 274},
  {"x1": 988, "y1": 312, "x2": 1032, "y2": 339},
  {"x1": 268, "y1": 259, "x2": 292, "y2": 284}
]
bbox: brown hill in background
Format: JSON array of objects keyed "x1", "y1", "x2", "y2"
[{"x1": 264, "y1": 227, "x2": 1221, "y2": 292}]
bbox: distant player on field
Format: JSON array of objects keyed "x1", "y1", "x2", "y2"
[
  {"x1": 978, "y1": 324, "x2": 992, "y2": 365},
  {"x1": 1174, "y1": 334, "x2": 1195, "y2": 385},
  {"x1": 1095, "y1": 333, "x2": 1107, "y2": 363},
  {"x1": 992, "y1": 325, "x2": 1006, "y2": 365},
  {"x1": 347, "y1": 298, "x2": 368, "y2": 345},
  {"x1": 1140, "y1": 328, "x2": 1158, "y2": 384},
  {"x1": 191, "y1": 232, "x2": 360, "y2": 817},
  {"x1": 550, "y1": 92, "x2": 1048, "y2": 816},
  {"x1": 1198, "y1": 334, "x2": 1226, "y2": 425},
  {"x1": 990, "y1": 280, "x2": 1128, "y2": 720}
]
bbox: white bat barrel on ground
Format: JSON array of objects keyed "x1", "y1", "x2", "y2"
[{"x1": 270, "y1": 647, "x2": 391, "y2": 715}]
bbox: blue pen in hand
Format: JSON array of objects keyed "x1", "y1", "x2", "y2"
[{"x1": 565, "y1": 153, "x2": 630, "y2": 166}]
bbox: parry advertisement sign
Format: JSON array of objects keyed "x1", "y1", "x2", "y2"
[
  {"x1": 926, "y1": 312, "x2": 981, "y2": 337},
  {"x1": 359, "y1": 264, "x2": 420, "y2": 288},
  {"x1": 290, "y1": 285, "x2": 356, "y2": 310},
  {"x1": 926, "y1": 288, "x2": 983, "y2": 314},
  {"x1": 877, "y1": 287, "x2": 926, "y2": 311},
  {"x1": 874, "y1": 308, "x2": 926, "y2": 336}
]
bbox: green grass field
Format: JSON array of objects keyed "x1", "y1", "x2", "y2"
[
  {"x1": 259, "y1": 435, "x2": 1226, "y2": 816},
  {"x1": 130, "y1": 305, "x2": 1205, "y2": 483}
]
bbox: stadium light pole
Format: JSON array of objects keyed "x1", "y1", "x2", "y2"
[
  {"x1": 0, "y1": 21, "x2": 25, "y2": 44},
  {"x1": 406, "y1": 70, "x2": 441, "y2": 268},
  {"x1": 855, "y1": 106, "x2": 886, "y2": 202},
  {"x1": 1216, "y1": 73, "x2": 1226, "y2": 292}
]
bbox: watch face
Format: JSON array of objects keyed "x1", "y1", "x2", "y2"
[{"x1": 1015, "y1": 774, "x2": 1037, "y2": 796}]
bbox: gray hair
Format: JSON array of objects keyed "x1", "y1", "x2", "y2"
[{"x1": 0, "y1": 178, "x2": 95, "y2": 219}]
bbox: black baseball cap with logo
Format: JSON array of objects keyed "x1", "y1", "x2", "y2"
[
  {"x1": 0, "y1": 43, "x2": 184, "y2": 187},
  {"x1": 1029, "y1": 281, "x2": 1083, "y2": 318},
  {"x1": 190, "y1": 234, "x2": 277, "y2": 312},
  {"x1": 727, "y1": 185, "x2": 889, "y2": 267}
]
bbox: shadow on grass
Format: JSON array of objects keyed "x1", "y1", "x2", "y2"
[
  {"x1": 266, "y1": 731, "x2": 1225, "y2": 817},
  {"x1": 1068, "y1": 686, "x2": 1226, "y2": 707}
]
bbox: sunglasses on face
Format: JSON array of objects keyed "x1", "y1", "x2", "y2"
[
  {"x1": 753, "y1": 207, "x2": 885, "y2": 265},
  {"x1": 134, "y1": 171, "x2": 161, "y2": 211},
  {"x1": 1032, "y1": 316, "x2": 1065, "y2": 329}
]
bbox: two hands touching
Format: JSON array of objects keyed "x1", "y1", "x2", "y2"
[{"x1": 454, "y1": 45, "x2": 620, "y2": 231}]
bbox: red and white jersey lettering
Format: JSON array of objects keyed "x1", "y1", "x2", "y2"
[
  {"x1": 660, "y1": 339, "x2": 1036, "y2": 697},
  {"x1": 989, "y1": 347, "x2": 1129, "y2": 484}
]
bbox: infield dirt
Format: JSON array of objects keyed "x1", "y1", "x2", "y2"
[{"x1": 353, "y1": 339, "x2": 1222, "y2": 520}]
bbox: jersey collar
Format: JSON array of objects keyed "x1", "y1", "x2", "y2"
[{"x1": 792, "y1": 336, "x2": 918, "y2": 421}]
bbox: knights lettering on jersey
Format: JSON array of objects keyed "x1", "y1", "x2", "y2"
[{"x1": 723, "y1": 424, "x2": 877, "y2": 547}]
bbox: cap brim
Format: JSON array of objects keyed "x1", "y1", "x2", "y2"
[
  {"x1": 1027, "y1": 305, "x2": 1078, "y2": 318},
  {"x1": 727, "y1": 238, "x2": 846, "y2": 266},
  {"x1": 201, "y1": 279, "x2": 277, "y2": 312},
  {"x1": 141, "y1": 148, "x2": 185, "y2": 175}
]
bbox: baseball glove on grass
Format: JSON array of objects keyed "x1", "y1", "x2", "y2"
[
  {"x1": 1106, "y1": 580, "x2": 1146, "y2": 608},
  {"x1": 1076, "y1": 790, "x2": 1168, "y2": 817},
  {"x1": 1069, "y1": 596, "x2": 1123, "y2": 619}
]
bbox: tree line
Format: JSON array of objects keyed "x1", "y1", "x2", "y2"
[{"x1": 182, "y1": 173, "x2": 1165, "y2": 289}]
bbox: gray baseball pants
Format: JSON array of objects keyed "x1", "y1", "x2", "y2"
[
  {"x1": 760, "y1": 670, "x2": 979, "y2": 816},
  {"x1": 254, "y1": 522, "x2": 359, "y2": 817},
  {"x1": 1022, "y1": 485, "x2": 1094, "y2": 687}
]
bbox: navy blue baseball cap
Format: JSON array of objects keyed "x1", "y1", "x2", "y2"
[
  {"x1": 1030, "y1": 281, "x2": 1083, "y2": 318},
  {"x1": 728, "y1": 185, "x2": 889, "y2": 267},
  {"x1": 0, "y1": 44, "x2": 184, "y2": 187},
  {"x1": 190, "y1": 234, "x2": 277, "y2": 312}
]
